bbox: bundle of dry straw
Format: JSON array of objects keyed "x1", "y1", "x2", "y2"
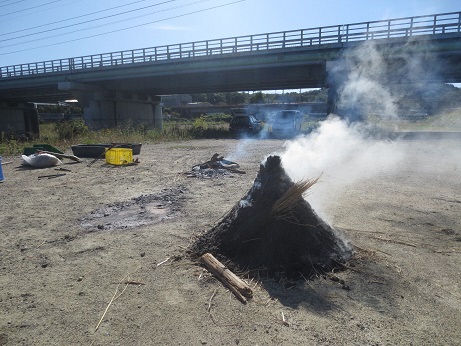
[{"x1": 271, "y1": 175, "x2": 321, "y2": 218}]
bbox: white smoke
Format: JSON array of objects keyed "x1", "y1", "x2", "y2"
[
  {"x1": 226, "y1": 137, "x2": 256, "y2": 162},
  {"x1": 280, "y1": 39, "x2": 440, "y2": 221},
  {"x1": 280, "y1": 116, "x2": 405, "y2": 221},
  {"x1": 337, "y1": 41, "x2": 399, "y2": 121},
  {"x1": 233, "y1": 39, "x2": 460, "y2": 225}
]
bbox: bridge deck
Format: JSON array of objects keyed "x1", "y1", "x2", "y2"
[{"x1": 1, "y1": 11, "x2": 460, "y2": 79}]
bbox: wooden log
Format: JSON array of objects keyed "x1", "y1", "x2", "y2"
[{"x1": 200, "y1": 253, "x2": 253, "y2": 304}]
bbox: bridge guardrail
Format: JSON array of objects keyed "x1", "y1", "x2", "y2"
[{"x1": 1, "y1": 11, "x2": 460, "y2": 79}]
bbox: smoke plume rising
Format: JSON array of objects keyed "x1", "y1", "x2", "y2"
[
  {"x1": 280, "y1": 117, "x2": 404, "y2": 220},
  {"x1": 280, "y1": 39, "x2": 460, "y2": 221}
]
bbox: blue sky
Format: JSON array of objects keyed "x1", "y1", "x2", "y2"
[{"x1": 0, "y1": 0, "x2": 459, "y2": 67}]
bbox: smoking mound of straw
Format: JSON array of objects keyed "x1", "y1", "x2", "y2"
[{"x1": 191, "y1": 155, "x2": 351, "y2": 279}]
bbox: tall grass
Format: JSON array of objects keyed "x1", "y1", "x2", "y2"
[{"x1": 0, "y1": 117, "x2": 232, "y2": 156}]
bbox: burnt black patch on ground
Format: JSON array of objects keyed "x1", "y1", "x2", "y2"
[{"x1": 80, "y1": 186, "x2": 187, "y2": 231}]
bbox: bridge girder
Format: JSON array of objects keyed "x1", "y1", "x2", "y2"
[{"x1": 0, "y1": 34, "x2": 460, "y2": 104}]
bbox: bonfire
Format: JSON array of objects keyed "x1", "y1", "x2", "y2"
[{"x1": 191, "y1": 155, "x2": 352, "y2": 279}]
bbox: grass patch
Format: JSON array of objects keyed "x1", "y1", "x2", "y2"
[
  {"x1": 395, "y1": 110, "x2": 461, "y2": 131},
  {"x1": 364, "y1": 109, "x2": 461, "y2": 132},
  {"x1": 0, "y1": 118, "x2": 232, "y2": 156}
]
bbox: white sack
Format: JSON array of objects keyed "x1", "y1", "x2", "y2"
[{"x1": 22, "y1": 153, "x2": 62, "y2": 168}]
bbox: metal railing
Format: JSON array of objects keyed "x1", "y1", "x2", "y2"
[{"x1": 1, "y1": 11, "x2": 460, "y2": 79}]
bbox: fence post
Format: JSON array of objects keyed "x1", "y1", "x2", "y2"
[{"x1": 458, "y1": 12, "x2": 461, "y2": 33}]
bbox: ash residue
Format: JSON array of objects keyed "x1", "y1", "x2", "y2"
[
  {"x1": 187, "y1": 167, "x2": 234, "y2": 179},
  {"x1": 185, "y1": 154, "x2": 245, "y2": 178},
  {"x1": 80, "y1": 186, "x2": 187, "y2": 231}
]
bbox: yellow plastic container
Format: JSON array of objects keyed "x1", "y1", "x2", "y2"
[{"x1": 105, "y1": 148, "x2": 133, "y2": 165}]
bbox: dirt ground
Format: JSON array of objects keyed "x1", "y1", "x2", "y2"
[{"x1": 0, "y1": 137, "x2": 460, "y2": 345}]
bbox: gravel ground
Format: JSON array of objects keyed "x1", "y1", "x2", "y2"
[{"x1": 0, "y1": 136, "x2": 460, "y2": 345}]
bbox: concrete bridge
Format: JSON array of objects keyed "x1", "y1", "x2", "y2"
[{"x1": 1, "y1": 11, "x2": 460, "y2": 131}]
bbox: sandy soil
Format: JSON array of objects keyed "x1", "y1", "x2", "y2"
[{"x1": 0, "y1": 137, "x2": 460, "y2": 345}]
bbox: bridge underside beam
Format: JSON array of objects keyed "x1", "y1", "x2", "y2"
[
  {"x1": 100, "y1": 62, "x2": 328, "y2": 94},
  {"x1": 0, "y1": 85, "x2": 73, "y2": 103}
]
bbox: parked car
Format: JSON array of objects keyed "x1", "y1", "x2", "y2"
[
  {"x1": 269, "y1": 110, "x2": 303, "y2": 138},
  {"x1": 229, "y1": 115, "x2": 263, "y2": 136}
]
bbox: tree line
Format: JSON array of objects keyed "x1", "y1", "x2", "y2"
[{"x1": 190, "y1": 89, "x2": 327, "y2": 105}]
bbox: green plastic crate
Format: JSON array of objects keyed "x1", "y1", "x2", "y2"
[{"x1": 23, "y1": 144, "x2": 64, "y2": 156}]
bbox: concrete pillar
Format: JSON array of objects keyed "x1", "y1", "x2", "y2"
[
  {"x1": 0, "y1": 102, "x2": 39, "y2": 138},
  {"x1": 83, "y1": 95, "x2": 117, "y2": 129},
  {"x1": 326, "y1": 60, "x2": 361, "y2": 120},
  {"x1": 58, "y1": 82, "x2": 163, "y2": 130},
  {"x1": 154, "y1": 103, "x2": 163, "y2": 130},
  {"x1": 326, "y1": 84, "x2": 339, "y2": 115},
  {"x1": 326, "y1": 60, "x2": 367, "y2": 122},
  {"x1": 326, "y1": 60, "x2": 344, "y2": 117},
  {"x1": 84, "y1": 94, "x2": 160, "y2": 129}
]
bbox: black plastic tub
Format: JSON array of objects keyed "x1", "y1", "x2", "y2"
[{"x1": 71, "y1": 143, "x2": 142, "y2": 158}]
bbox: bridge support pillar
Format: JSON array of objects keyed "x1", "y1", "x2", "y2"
[
  {"x1": 81, "y1": 92, "x2": 162, "y2": 130},
  {"x1": 325, "y1": 60, "x2": 367, "y2": 122},
  {"x1": 58, "y1": 83, "x2": 163, "y2": 130},
  {"x1": 154, "y1": 103, "x2": 163, "y2": 130},
  {"x1": 0, "y1": 102, "x2": 39, "y2": 138},
  {"x1": 326, "y1": 61, "x2": 346, "y2": 117},
  {"x1": 326, "y1": 85, "x2": 339, "y2": 115}
]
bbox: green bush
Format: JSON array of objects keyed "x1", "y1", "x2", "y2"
[
  {"x1": 193, "y1": 116, "x2": 209, "y2": 131},
  {"x1": 0, "y1": 133, "x2": 23, "y2": 156},
  {"x1": 54, "y1": 119, "x2": 88, "y2": 140},
  {"x1": 201, "y1": 113, "x2": 233, "y2": 123}
]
